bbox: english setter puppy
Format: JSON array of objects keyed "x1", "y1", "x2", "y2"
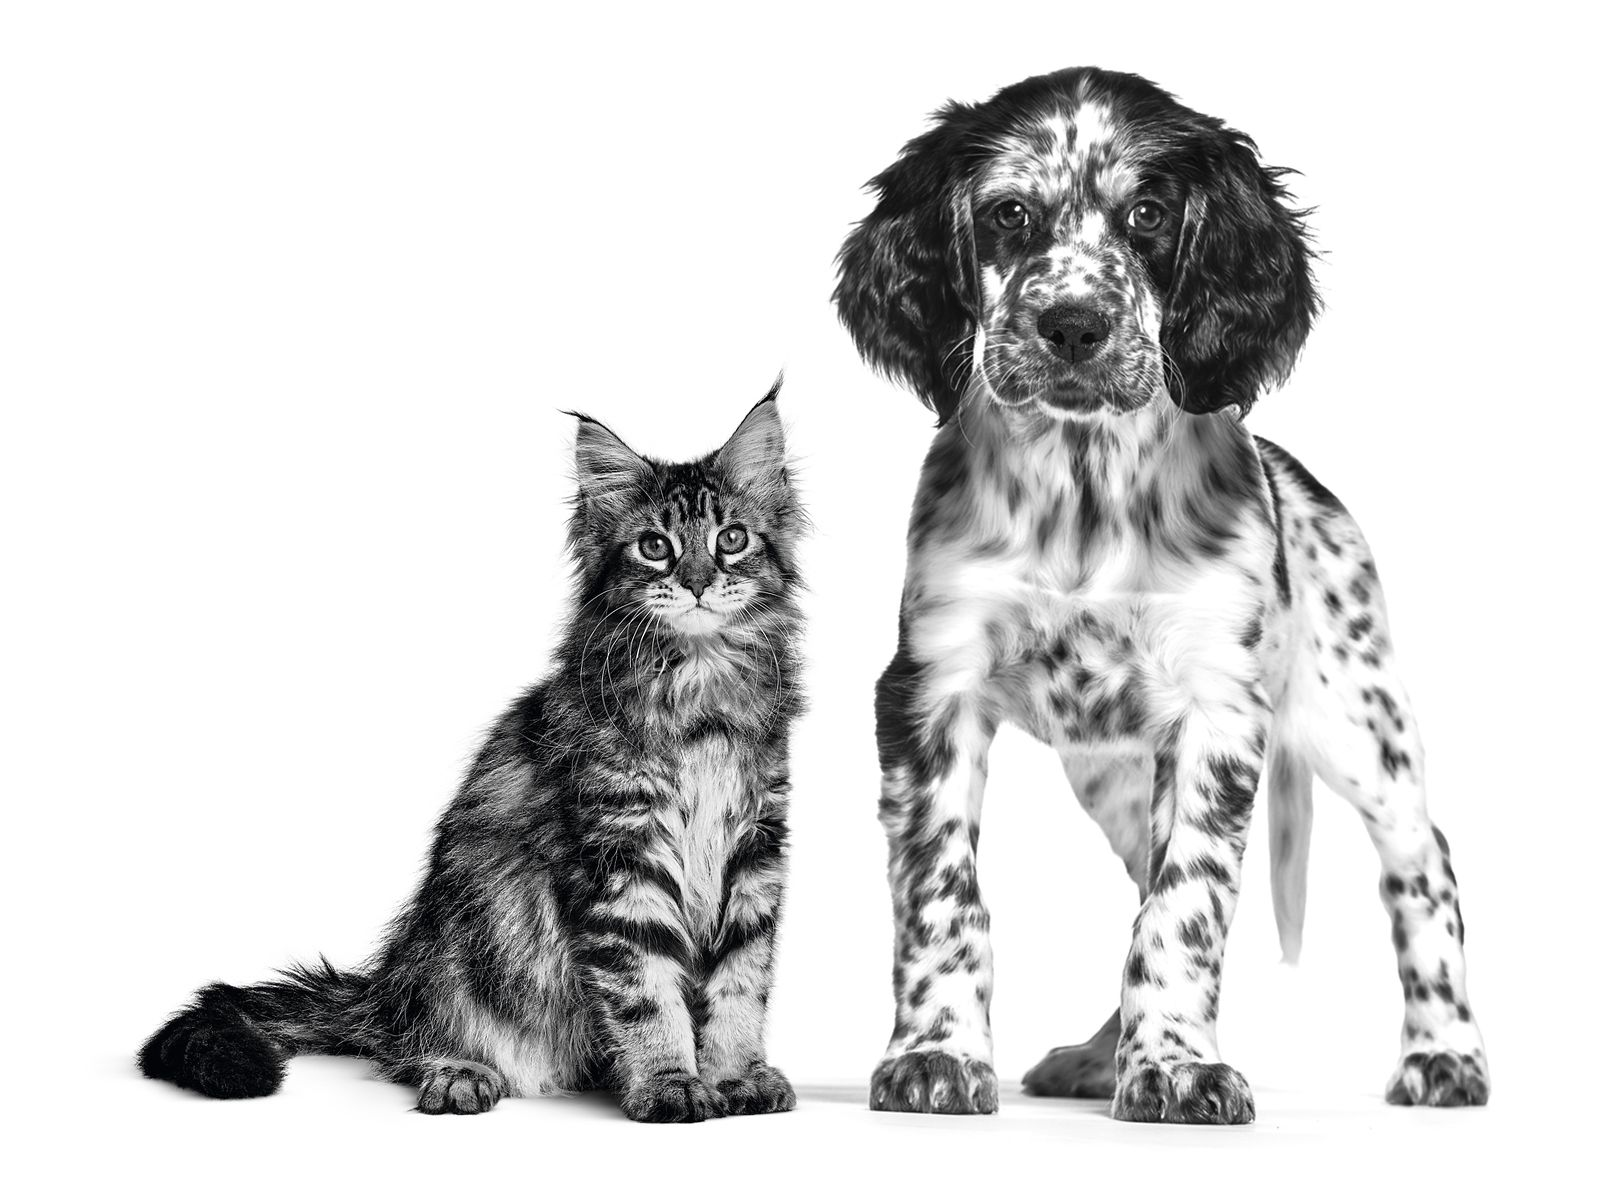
[{"x1": 834, "y1": 67, "x2": 1488, "y2": 1123}]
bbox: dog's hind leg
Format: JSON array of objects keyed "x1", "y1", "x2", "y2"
[
  {"x1": 1022, "y1": 1008, "x2": 1123, "y2": 1099},
  {"x1": 1286, "y1": 569, "x2": 1489, "y2": 1106},
  {"x1": 1057, "y1": 744, "x2": 1154, "y2": 894},
  {"x1": 1021, "y1": 746, "x2": 1149, "y2": 1099}
]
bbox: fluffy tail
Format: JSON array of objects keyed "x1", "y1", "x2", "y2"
[
  {"x1": 1267, "y1": 744, "x2": 1314, "y2": 964},
  {"x1": 138, "y1": 959, "x2": 374, "y2": 1099}
]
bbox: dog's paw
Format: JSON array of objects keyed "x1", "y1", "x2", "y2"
[
  {"x1": 870, "y1": 1050, "x2": 998, "y2": 1114},
  {"x1": 1022, "y1": 1040, "x2": 1117, "y2": 1099},
  {"x1": 622, "y1": 1072, "x2": 725, "y2": 1123},
  {"x1": 416, "y1": 1062, "x2": 502, "y2": 1115},
  {"x1": 1113, "y1": 1061, "x2": 1254, "y2": 1125},
  {"x1": 1385, "y1": 1051, "x2": 1489, "y2": 1107},
  {"x1": 716, "y1": 1063, "x2": 796, "y2": 1116}
]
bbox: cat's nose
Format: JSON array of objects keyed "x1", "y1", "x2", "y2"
[
  {"x1": 674, "y1": 550, "x2": 715, "y2": 602},
  {"x1": 678, "y1": 568, "x2": 710, "y2": 601}
]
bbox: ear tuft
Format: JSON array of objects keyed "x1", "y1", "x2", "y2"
[
  {"x1": 715, "y1": 386, "x2": 786, "y2": 488},
  {"x1": 568, "y1": 411, "x2": 650, "y2": 498}
]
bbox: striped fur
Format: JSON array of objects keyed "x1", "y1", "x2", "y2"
[{"x1": 139, "y1": 388, "x2": 806, "y2": 1121}]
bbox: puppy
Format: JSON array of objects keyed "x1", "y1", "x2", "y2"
[{"x1": 835, "y1": 66, "x2": 1488, "y2": 1122}]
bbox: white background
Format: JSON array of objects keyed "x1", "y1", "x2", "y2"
[{"x1": 4, "y1": 1, "x2": 1619, "y2": 1173}]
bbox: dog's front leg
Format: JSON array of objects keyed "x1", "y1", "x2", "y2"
[
  {"x1": 867, "y1": 646, "x2": 1000, "y2": 1115},
  {"x1": 1112, "y1": 682, "x2": 1269, "y2": 1125}
]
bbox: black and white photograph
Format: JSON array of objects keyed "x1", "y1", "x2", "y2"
[{"x1": 3, "y1": 2, "x2": 1615, "y2": 1173}]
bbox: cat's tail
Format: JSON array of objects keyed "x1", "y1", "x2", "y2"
[{"x1": 138, "y1": 958, "x2": 377, "y2": 1099}]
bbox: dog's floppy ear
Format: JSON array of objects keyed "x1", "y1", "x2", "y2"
[
  {"x1": 835, "y1": 114, "x2": 979, "y2": 426},
  {"x1": 1161, "y1": 130, "x2": 1319, "y2": 415}
]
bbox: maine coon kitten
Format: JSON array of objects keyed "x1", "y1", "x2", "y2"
[{"x1": 139, "y1": 389, "x2": 806, "y2": 1122}]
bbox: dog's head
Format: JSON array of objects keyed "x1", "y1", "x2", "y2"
[{"x1": 835, "y1": 68, "x2": 1318, "y2": 423}]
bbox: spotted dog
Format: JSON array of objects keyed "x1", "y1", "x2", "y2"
[{"x1": 834, "y1": 67, "x2": 1488, "y2": 1123}]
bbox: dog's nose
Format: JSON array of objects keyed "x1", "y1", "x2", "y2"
[{"x1": 1036, "y1": 303, "x2": 1112, "y2": 363}]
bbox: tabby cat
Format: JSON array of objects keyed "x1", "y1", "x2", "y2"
[{"x1": 139, "y1": 388, "x2": 806, "y2": 1122}]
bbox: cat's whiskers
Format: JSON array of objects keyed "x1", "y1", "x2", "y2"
[
  {"x1": 596, "y1": 606, "x2": 665, "y2": 738},
  {"x1": 629, "y1": 610, "x2": 666, "y2": 680},
  {"x1": 576, "y1": 601, "x2": 646, "y2": 729},
  {"x1": 732, "y1": 598, "x2": 797, "y2": 717}
]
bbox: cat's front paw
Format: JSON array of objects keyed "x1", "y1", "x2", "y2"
[
  {"x1": 622, "y1": 1071, "x2": 725, "y2": 1124},
  {"x1": 416, "y1": 1061, "x2": 502, "y2": 1115},
  {"x1": 870, "y1": 1050, "x2": 998, "y2": 1114},
  {"x1": 716, "y1": 1063, "x2": 796, "y2": 1116}
]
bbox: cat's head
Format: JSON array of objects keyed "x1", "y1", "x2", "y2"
[{"x1": 567, "y1": 384, "x2": 804, "y2": 642}]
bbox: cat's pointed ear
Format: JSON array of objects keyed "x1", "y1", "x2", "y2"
[
  {"x1": 568, "y1": 412, "x2": 649, "y2": 498},
  {"x1": 715, "y1": 379, "x2": 786, "y2": 489}
]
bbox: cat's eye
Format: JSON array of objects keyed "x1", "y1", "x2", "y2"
[
  {"x1": 716, "y1": 525, "x2": 749, "y2": 556},
  {"x1": 1127, "y1": 201, "x2": 1168, "y2": 236},
  {"x1": 991, "y1": 200, "x2": 1029, "y2": 231},
  {"x1": 637, "y1": 532, "x2": 672, "y2": 562}
]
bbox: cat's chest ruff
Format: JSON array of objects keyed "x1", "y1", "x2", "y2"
[
  {"x1": 650, "y1": 642, "x2": 762, "y2": 719},
  {"x1": 665, "y1": 734, "x2": 752, "y2": 935}
]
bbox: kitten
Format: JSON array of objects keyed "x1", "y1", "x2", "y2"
[{"x1": 139, "y1": 388, "x2": 806, "y2": 1122}]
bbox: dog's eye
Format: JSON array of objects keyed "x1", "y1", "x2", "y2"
[
  {"x1": 637, "y1": 532, "x2": 672, "y2": 562},
  {"x1": 1127, "y1": 201, "x2": 1168, "y2": 235},
  {"x1": 991, "y1": 200, "x2": 1029, "y2": 231},
  {"x1": 716, "y1": 525, "x2": 749, "y2": 556}
]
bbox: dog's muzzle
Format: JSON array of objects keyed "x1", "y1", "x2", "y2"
[{"x1": 1036, "y1": 300, "x2": 1112, "y2": 366}]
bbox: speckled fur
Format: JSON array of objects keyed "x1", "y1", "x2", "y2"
[
  {"x1": 138, "y1": 390, "x2": 806, "y2": 1122},
  {"x1": 836, "y1": 68, "x2": 1487, "y2": 1121}
]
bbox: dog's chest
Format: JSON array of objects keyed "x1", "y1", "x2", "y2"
[
  {"x1": 933, "y1": 507, "x2": 1262, "y2": 748},
  {"x1": 907, "y1": 417, "x2": 1275, "y2": 748}
]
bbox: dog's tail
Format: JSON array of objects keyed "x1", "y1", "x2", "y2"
[
  {"x1": 1267, "y1": 744, "x2": 1314, "y2": 964},
  {"x1": 138, "y1": 958, "x2": 377, "y2": 1099}
]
